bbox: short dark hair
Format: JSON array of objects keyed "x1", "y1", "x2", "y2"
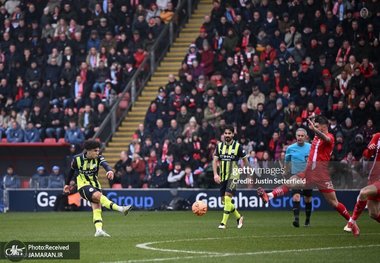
[
  {"x1": 84, "y1": 140, "x2": 101, "y2": 150},
  {"x1": 315, "y1": 115, "x2": 329, "y2": 125},
  {"x1": 223, "y1": 124, "x2": 234, "y2": 133}
]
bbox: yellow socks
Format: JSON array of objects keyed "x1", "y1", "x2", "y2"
[
  {"x1": 221, "y1": 196, "x2": 241, "y2": 225},
  {"x1": 93, "y1": 208, "x2": 103, "y2": 230},
  {"x1": 100, "y1": 195, "x2": 122, "y2": 212}
]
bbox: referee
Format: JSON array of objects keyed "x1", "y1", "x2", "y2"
[
  {"x1": 213, "y1": 125, "x2": 250, "y2": 229},
  {"x1": 285, "y1": 128, "x2": 312, "y2": 227}
]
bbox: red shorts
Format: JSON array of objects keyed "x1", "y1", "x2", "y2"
[
  {"x1": 298, "y1": 168, "x2": 335, "y2": 193},
  {"x1": 368, "y1": 181, "x2": 380, "y2": 201}
]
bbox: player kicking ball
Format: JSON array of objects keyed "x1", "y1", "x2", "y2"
[
  {"x1": 346, "y1": 132, "x2": 380, "y2": 237},
  {"x1": 257, "y1": 116, "x2": 355, "y2": 231},
  {"x1": 213, "y1": 125, "x2": 249, "y2": 229},
  {"x1": 64, "y1": 140, "x2": 132, "y2": 237}
]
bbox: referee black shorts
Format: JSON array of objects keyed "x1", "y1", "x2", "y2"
[
  {"x1": 220, "y1": 178, "x2": 237, "y2": 197},
  {"x1": 79, "y1": 185, "x2": 102, "y2": 202},
  {"x1": 291, "y1": 189, "x2": 313, "y2": 197}
]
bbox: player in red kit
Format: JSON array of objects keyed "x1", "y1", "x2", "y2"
[
  {"x1": 347, "y1": 132, "x2": 380, "y2": 237},
  {"x1": 257, "y1": 116, "x2": 353, "y2": 228}
]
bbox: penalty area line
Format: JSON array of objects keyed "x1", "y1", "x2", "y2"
[{"x1": 102, "y1": 244, "x2": 380, "y2": 263}]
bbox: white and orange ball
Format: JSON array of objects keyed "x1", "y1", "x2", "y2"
[{"x1": 192, "y1": 200, "x2": 208, "y2": 216}]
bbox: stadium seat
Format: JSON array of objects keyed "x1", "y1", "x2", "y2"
[
  {"x1": 57, "y1": 138, "x2": 66, "y2": 144},
  {"x1": 112, "y1": 183, "x2": 122, "y2": 189},
  {"x1": 21, "y1": 179, "x2": 30, "y2": 189},
  {"x1": 44, "y1": 138, "x2": 57, "y2": 143},
  {"x1": 1, "y1": 138, "x2": 7, "y2": 143}
]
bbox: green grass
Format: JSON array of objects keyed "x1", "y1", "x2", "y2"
[{"x1": 1, "y1": 211, "x2": 380, "y2": 262}]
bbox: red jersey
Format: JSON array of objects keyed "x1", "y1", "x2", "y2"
[
  {"x1": 307, "y1": 133, "x2": 335, "y2": 170},
  {"x1": 363, "y1": 133, "x2": 380, "y2": 184}
]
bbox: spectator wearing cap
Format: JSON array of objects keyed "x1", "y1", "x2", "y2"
[
  {"x1": 278, "y1": 12, "x2": 291, "y2": 34},
  {"x1": 48, "y1": 166, "x2": 65, "y2": 188},
  {"x1": 2, "y1": 165, "x2": 20, "y2": 189},
  {"x1": 24, "y1": 121, "x2": 41, "y2": 143},
  {"x1": 195, "y1": 27, "x2": 212, "y2": 51},
  {"x1": 182, "y1": 116, "x2": 199, "y2": 140},
  {"x1": 30, "y1": 166, "x2": 49, "y2": 189},
  {"x1": 154, "y1": 86, "x2": 168, "y2": 114},
  {"x1": 184, "y1": 44, "x2": 201, "y2": 67}
]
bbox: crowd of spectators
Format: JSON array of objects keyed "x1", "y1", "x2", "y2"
[
  {"x1": 109, "y1": 0, "x2": 380, "y2": 189},
  {"x1": 0, "y1": 0, "x2": 176, "y2": 145}
]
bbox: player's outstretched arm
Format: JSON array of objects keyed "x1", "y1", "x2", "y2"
[{"x1": 308, "y1": 118, "x2": 331, "y2": 142}]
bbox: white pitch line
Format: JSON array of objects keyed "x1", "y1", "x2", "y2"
[
  {"x1": 135, "y1": 233, "x2": 380, "y2": 254},
  {"x1": 103, "y1": 244, "x2": 380, "y2": 263}
]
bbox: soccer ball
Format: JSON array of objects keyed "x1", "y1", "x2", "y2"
[{"x1": 192, "y1": 200, "x2": 207, "y2": 216}]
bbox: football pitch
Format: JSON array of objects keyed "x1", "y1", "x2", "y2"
[{"x1": 1, "y1": 211, "x2": 380, "y2": 262}]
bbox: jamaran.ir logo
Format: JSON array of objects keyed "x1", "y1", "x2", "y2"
[{"x1": 4, "y1": 240, "x2": 27, "y2": 262}]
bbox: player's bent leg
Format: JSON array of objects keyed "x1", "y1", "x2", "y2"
[
  {"x1": 257, "y1": 175, "x2": 300, "y2": 203},
  {"x1": 322, "y1": 190, "x2": 359, "y2": 237},
  {"x1": 95, "y1": 192, "x2": 132, "y2": 215},
  {"x1": 321, "y1": 190, "x2": 350, "y2": 220},
  {"x1": 368, "y1": 200, "x2": 380, "y2": 223},
  {"x1": 350, "y1": 186, "x2": 376, "y2": 221}
]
